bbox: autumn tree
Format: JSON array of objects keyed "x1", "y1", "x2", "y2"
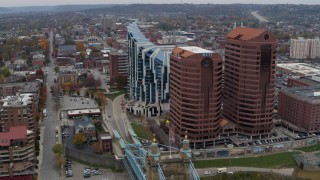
[
  {"x1": 73, "y1": 133, "x2": 86, "y2": 146},
  {"x1": 38, "y1": 39, "x2": 49, "y2": 51},
  {"x1": 52, "y1": 143, "x2": 64, "y2": 155},
  {"x1": 76, "y1": 42, "x2": 85, "y2": 52},
  {"x1": 92, "y1": 142, "x2": 103, "y2": 154},
  {"x1": 63, "y1": 82, "x2": 71, "y2": 94},
  {"x1": 84, "y1": 89, "x2": 90, "y2": 97},
  {"x1": 55, "y1": 154, "x2": 65, "y2": 167},
  {"x1": 95, "y1": 91, "x2": 107, "y2": 111}
]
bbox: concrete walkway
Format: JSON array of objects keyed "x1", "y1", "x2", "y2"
[{"x1": 197, "y1": 167, "x2": 294, "y2": 177}]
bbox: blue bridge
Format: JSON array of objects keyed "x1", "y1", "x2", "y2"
[{"x1": 113, "y1": 129, "x2": 200, "y2": 180}]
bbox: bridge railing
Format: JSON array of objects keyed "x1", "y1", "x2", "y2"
[
  {"x1": 189, "y1": 160, "x2": 200, "y2": 180},
  {"x1": 157, "y1": 163, "x2": 166, "y2": 180},
  {"x1": 124, "y1": 144, "x2": 147, "y2": 180}
]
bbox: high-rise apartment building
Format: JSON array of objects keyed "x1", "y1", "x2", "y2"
[
  {"x1": 0, "y1": 126, "x2": 35, "y2": 178},
  {"x1": 108, "y1": 51, "x2": 129, "y2": 80},
  {"x1": 127, "y1": 23, "x2": 173, "y2": 116},
  {"x1": 0, "y1": 94, "x2": 38, "y2": 132},
  {"x1": 0, "y1": 93, "x2": 38, "y2": 179},
  {"x1": 170, "y1": 46, "x2": 223, "y2": 147},
  {"x1": 290, "y1": 37, "x2": 320, "y2": 59},
  {"x1": 223, "y1": 27, "x2": 277, "y2": 137}
]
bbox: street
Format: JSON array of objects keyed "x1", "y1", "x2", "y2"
[
  {"x1": 251, "y1": 11, "x2": 270, "y2": 23},
  {"x1": 39, "y1": 30, "x2": 61, "y2": 180},
  {"x1": 197, "y1": 167, "x2": 294, "y2": 177}
]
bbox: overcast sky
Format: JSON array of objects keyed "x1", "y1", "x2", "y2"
[{"x1": 1, "y1": 0, "x2": 320, "y2": 7}]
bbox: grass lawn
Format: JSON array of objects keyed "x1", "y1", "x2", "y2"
[
  {"x1": 195, "y1": 152, "x2": 298, "y2": 169},
  {"x1": 131, "y1": 123, "x2": 154, "y2": 140},
  {"x1": 105, "y1": 89, "x2": 126, "y2": 101},
  {"x1": 296, "y1": 144, "x2": 320, "y2": 152}
]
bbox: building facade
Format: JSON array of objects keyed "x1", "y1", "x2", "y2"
[
  {"x1": 223, "y1": 27, "x2": 277, "y2": 137},
  {"x1": 290, "y1": 37, "x2": 320, "y2": 59},
  {"x1": 278, "y1": 86, "x2": 320, "y2": 132},
  {"x1": 57, "y1": 70, "x2": 78, "y2": 87},
  {"x1": 0, "y1": 94, "x2": 38, "y2": 132},
  {"x1": 0, "y1": 126, "x2": 35, "y2": 179},
  {"x1": 127, "y1": 23, "x2": 172, "y2": 116},
  {"x1": 108, "y1": 51, "x2": 129, "y2": 80},
  {"x1": 170, "y1": 46, "x2": 223, "y2": 147}
]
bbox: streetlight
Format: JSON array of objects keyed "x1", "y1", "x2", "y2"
[{"x1": 165, "y1": 119, "x2": 172, "y2": 159}]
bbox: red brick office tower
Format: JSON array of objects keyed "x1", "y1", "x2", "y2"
[
  {"x1": 223, "y1": 27, "x2": 277, "y2": 137},
  {"x1": 170, "y1": 46, "x2": 223, "y2": 147}
]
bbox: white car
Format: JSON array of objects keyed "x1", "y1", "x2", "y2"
[
  {"x1": 227, "y1": 171, "x2": 234, "y2": 174},
  {"x1": 204, "y1": 171, "x2": 210, "y2": 175}
]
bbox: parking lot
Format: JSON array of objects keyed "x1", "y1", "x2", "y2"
[{"x1": 64, "y1": 160, "x2": 130, "y2": 180}]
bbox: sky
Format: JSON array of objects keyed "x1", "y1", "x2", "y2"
[{"x1": 1, "y1": 0, "x2": 320, "y2": 7}]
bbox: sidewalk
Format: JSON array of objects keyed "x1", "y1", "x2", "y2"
[{"x1": 37, "y1": 126, "x2": 45, "y2": 180}]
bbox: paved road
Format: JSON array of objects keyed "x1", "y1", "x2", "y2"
[
  {"x1": 39, "y1": 30, "x2": 61, "y2": 180},
  {"x1": 105, "y1": 94, "x2": 130, "y2": 142},
  {"x1": 197, "y1": 167, "x2": 294, "y2": 177},
  {"x1": 251, "y1": 11, "x2": 269, "y2": 23}
]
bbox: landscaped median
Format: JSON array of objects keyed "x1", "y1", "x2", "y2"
[{"x1": 194, "y1": 152, "x2": 299, "y2": 169}]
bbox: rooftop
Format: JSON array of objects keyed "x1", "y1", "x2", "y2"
[
  {"x1": 277, "y1": 63, "x2": 320, "y2": 76},
  {"x1": 67, "y1": 108, "x2": 101, "y2": 116},
  {"x1": 284, "y1": 86, "x2": 320, "y2": 100},
  {"x1": 1, "y1": 93, "x2": 34, "y2": 107},
  {"x1": 291, "y1": 75, "x2": 320, "y2": 86},
  {"x1": 178, "y1": 46, "x2": 213, "y2": 54},
  {"x1": 74, "y1": 117, "x2": 95, "y2": 131},
  {"x1": 227, "y1": 27, "x2": 267, "y2": 41},
  {"x1": 0, "y1": 82, "x2": 39, "y2": 94}
]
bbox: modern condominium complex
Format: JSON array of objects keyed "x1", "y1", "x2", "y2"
[{"x1": 127, "y1": 23, "x2": 173, "y2": 116}]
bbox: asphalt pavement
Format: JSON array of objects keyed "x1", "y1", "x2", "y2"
[
  {"x1": 39, "y1": 30, "x2": 61, "y2": 180},
  {"x1": 197, "y1": 167, "x2": 294, "y2": 177}
]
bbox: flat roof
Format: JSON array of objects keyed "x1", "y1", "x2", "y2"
[
  {"x1": 277, "y1": 63, "x2": 320, "y2": 76},
  {"x1": 178, "y1": 46, "x2": 212, "y2": 54},
  {"x1": 67, "y1": 108, "x2": 100, "y2": 116},
  {"x1": 284, "y1": 86, "x2": 320, "y2": 100}
]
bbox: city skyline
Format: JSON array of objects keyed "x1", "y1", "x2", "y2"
[{"x1": 1, "y1": 0, "x2": 320, "y2": 7}]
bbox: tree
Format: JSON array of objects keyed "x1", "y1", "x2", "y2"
[
  {"x1": 115, "y1": 75, "x2": 127, "y2": 89},
  {"x1": 55, "y1": 154, "x2": 65, "y2": 167},
  {"x1": 35, "y1": 69, "x2": 44, "y2": 77},
  {"x1": 38, "y1": 39, "x2": 49, "y2": 51},
  {"x1": 1, "y1": 67, "x2": 11, "y2": 77},
  {"x1": 0, "y1": 74, "x2": 5, "y2": 83},
  {"x1": 52, "y1": 143, "x2": 64, "y2": 155},
  {"x1": 73, "y1": 133, "x2": 86, "y2": 146},
  {"x1": 84, "y1": 89, "x2": 90, "y2": 97},
  {"x1": 92, "y1": 142, "x2": 103, "y2": 154},
  {"x1": 54, "y1": 66, "x2": 59, "y2": 73},
  {"x1": 76, "y1": 42, "x2": 85, "y2": 52},
  {"x1": 44, "y1": 58, "x2": 50, "y2": 65}
]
